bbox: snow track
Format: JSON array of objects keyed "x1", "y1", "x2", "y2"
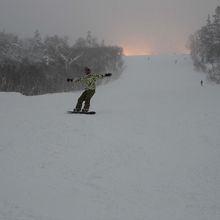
[{"x1": 0, "y1": 55, "x2": 220, "y2": 220}]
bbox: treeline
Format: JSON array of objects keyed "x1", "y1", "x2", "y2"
[
  {"x1": 0, "y1": 31, "x2": 124, "y2": 95},
  {"x1": 188, "y1": 6, "x2": 220, "y2": 83}
]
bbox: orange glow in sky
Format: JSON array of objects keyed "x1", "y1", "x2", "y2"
[
  {"x1": 123, "y1": 44, "x2": 189, "y2": 56},
  {"x1": 123, "y1": 46, "x2": 152, "y2": 56}
]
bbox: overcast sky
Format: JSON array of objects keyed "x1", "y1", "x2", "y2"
[{"x1": 0, "y1": 0, "x2": 220, "y2": 55}]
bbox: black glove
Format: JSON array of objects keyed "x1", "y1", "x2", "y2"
[
  {"x1": 105, "y1": 73, "x2": 112, "y2": 77},
  {"x1": 67, "y1": 78, "x2": 73, "y2": 82}
]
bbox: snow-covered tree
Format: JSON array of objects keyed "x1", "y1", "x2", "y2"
[
  {"x1": 189, "y1": 6, "x2": 220, "y2": 83},
  {"x1": 0, "y1": 30, "x2": 124, "y2": 95}
]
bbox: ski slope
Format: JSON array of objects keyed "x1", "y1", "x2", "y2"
[{"x1": 0, "y1": 55, "x2": 220, "y2": 220}]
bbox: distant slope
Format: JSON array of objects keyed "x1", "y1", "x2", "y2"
[{"x1": 0, "y1": 55, "x2": 220, "y2": 220}]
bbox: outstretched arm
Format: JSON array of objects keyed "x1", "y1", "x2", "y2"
[{"x1": 94, "y1": 73, "x2": 112, "y2": 79}]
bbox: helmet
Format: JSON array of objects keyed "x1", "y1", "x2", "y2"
[{"x1": 84, "y1": 67, "x2": 91, "y2": 74}]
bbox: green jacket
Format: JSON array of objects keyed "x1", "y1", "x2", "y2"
[{"x1": 76, "y1": 74, "x2": 105, "y2": 90}]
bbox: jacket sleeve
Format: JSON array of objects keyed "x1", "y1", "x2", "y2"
[
  {"x1": 75, "y1": 76, "x2": 85, "y2": 83},
  {"x1": 94, "y1": 73, "x2": 112, "y2": 78},
  {"x1": 94, "y1": 74, "x2": 105, "y2": 79}
]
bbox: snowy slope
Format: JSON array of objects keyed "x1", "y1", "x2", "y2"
[{"x1": 0, "y1": 55, "x2": 220, "y2": 220}]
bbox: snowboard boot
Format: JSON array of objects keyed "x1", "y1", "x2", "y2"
[
  {"x1": 73, "y1": 108, "x2": 80, "y2": 112},
  {"x1": 82, "y1": 108, "x2": 89, "y2": 113}
]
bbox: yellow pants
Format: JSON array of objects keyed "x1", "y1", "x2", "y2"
[{"x1": 75, "y1": 89, "x2": 95, "y2": 111}]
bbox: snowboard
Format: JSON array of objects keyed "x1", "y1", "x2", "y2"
[{"x1": 67, "y1": 110, "x2": 96, "y2": 115}]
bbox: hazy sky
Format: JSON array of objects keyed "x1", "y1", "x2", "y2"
[{"x1": 0, "y1": 0, "x2": 220, "y2": 55}]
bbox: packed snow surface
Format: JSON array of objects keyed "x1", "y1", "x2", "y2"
[{"x1": 0, "y1": 55, "x2": 220, "y2": 220}]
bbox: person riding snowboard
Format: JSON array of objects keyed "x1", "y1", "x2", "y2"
[{"x1": 67, "y1": 67, "x2": 112, "y2": 112}]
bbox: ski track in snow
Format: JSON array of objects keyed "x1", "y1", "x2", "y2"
[{"x1": 0, "y1": 54, "x2": 220, "y2": 220}]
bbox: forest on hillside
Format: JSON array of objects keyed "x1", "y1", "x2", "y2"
[
  {"x1": 0, "y1": 31, "x2": 124, "y2": 95},
  {"x1": 188, "y1": 6, "x2": 220, "y2": 83}
]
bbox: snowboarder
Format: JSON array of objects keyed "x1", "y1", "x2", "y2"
[
  {"x1": 67, "y1": 67, "x2": 112, "y2": 112},
  {"x1": 200, "y1": 80, "x2": 203, "y2": 86}
]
